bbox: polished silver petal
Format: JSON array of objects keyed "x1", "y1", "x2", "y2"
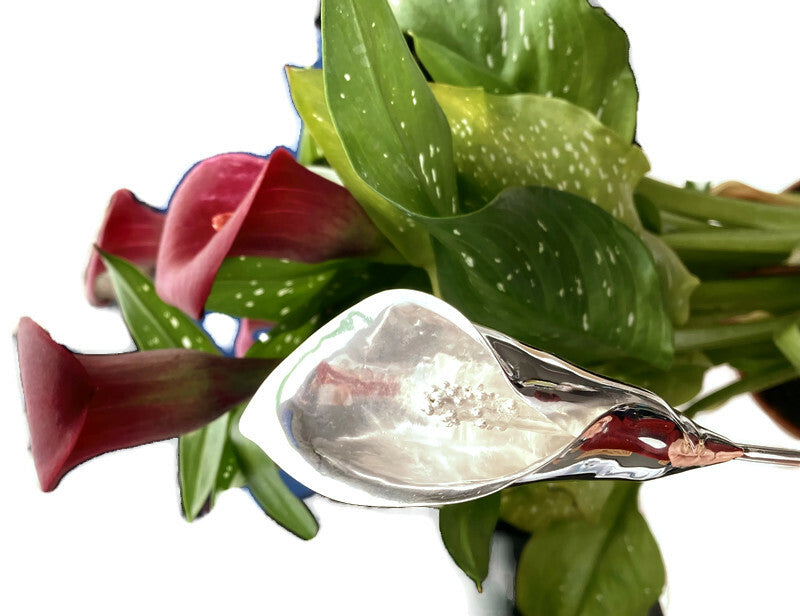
[{"x1": 240, "y1": 289, "x2": 742, "y2": 507}]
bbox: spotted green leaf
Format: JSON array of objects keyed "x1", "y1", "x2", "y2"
[
  {"x1": 99, "y1": 250, "x2": 231, "y2": 521},
  {"x1": 206, "y1": 257, "x2": 348, "y2": 320},
  {"x1": 322, "y1": 0, "x2": 459, "y2": 217},
  {"x1": 423, "y1": 186, "x2": 673, "y2": 368},
  {"x1": 391, "y1": 0, "x2": 638, "y2": 141},
  {"x1": 223, "y1": 257, "x2": 430, "y2": 358},
  {"x1": 429, "y1": 83, "x2": 696, "y2": 324},
  {"x1": 515, "y1": 483, "x2": 664, "y2": 616},
  {"x1": 288, "y1": 67, "x2": 434, "y2": 268},
  {"x1": 430, "y1": 83, "x2": 646, "y2": 229},
  {"x1": 207, "y1": 255, "x2": 427, "y2": 320},
  {"x1": 439, "y1": 493, "x2": 501, "y2": 591}
]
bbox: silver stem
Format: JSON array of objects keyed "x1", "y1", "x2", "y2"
[{"x1": 737, "y1": 444, "x2": 800, "y2": 468}]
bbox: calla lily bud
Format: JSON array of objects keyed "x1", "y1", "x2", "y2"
[
  {"x1": 155, "y1": 148, "x2": 383, "y2": 319},
  {"x1": 16, "y1": 317, "x2": 277, "y2": 492},
  {"x1": 84, "y1": 189, "x2": 165, "y2": 306}
]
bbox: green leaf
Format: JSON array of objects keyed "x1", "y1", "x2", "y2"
[
  {"x1": 391, "y1": 0, "x2": 638, "y2": 141},
  {"x1": 206, "y1": 257, "x2": 351, "y2": 320},
  {"x1": 638, "y1": 231, "x2": 698, "y2": 325},
  {"x1": 684, "y1": 360, "x2": 798, "y2": 417},
  {"x1": 515, "y1": 483, "x2": 664, "y2": 616},
  {"x1": 99, "y1": 250, "x2": 230, "y2": 521},
  {"x1": 207, "y1": 256, "x2": 426, "y2": 322},
  {"x1": 633, "y1": 193, "x2": 661, "y2": 234},
  {"x1": 322, "y1": 0, "x2": 459, "y2": 217},
  {"x1": 500, "y1": 481, "x2": 615, "y2": 534},
  {"x1": 438, "y1": 492, "x2": 501, "y2": 591},
  {"x1": 213, "y1": 419, "x2": 246, "y2": 497},
  {"x1": 430, "y1": 83, "x2": 647, "y2": 230},
  {"x1": 296, "y1": 123, "x2": 326, "y2": 166},
  {"x1": 421, "y1": 186, "x2": 673, "y2": 368},
  {"x1": 774, "y1": 323, "x2": 800, "y2": 372},
  {"x1": 99, "y1": 250, "x2": 218, "y2": 353},
  {"x1": 230, "y1": 257, "x2": 431, "y2": 359},
  {"x1": 288, "y1": 67, "x2": 434, "y2": 267},
  {"x1": 229, "y1": 406, "x2": 319, "y2": 540},
  {"x1": 428, "y1": 83, "x2": 696, "y2": 324},
  {"x1": 413, "y1": 34, "x2": 513, "y2": 95},
  {"x1": 595, "y1": 351, "x2": 711, "y2": 407}
]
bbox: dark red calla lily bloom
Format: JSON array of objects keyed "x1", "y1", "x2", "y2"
[
  {"x1": 16, "y1": 317, "x2": 277, "y2": 492},
  {"x1": 155, "y1": 148, "x2": 383, "y2": 319},
  {"x1": 84, "y1": 189, "x2": 165, "y2": 306}
]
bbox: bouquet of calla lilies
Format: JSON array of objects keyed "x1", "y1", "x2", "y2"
[{"x1": 14, "y1": 1, "x2": 800, "y2": 614}]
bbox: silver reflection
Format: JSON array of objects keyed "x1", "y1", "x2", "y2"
[{"x1": 240, "y1": 290, "x2": 742, "y2": 507}]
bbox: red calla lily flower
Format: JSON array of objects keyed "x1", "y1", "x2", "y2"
[
  {"x1": 16, "y1": 317, "x2": 277, "y2": 492},
  {"x1": 84, "y1": 189, "x2": 165, "y2": 306},
  {"x1": 234, "y1": 318, "x2": 272, "y2": 357},
  {"x1": 155, "y1": 148, "x2": 383, "y2": 319}
]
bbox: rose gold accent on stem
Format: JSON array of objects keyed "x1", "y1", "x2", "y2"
[{"x1": 668, "y1": 437, "x2": 743, "y2": 468}]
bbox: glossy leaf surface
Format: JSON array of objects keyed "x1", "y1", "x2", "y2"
[
  {"x1": 515, "y1": 483, "x2": 664, "y2": 616},
  {"x1": 439, "y1": 492, "x2": 501, "y2": 591},
  {"x1": 391, "y1": 0, "x2": 638, "y2": 141},
  {"x1": 430, "y1": 83, "x2": 646, "y2": 226},
  {"x1": 500, "y1": 481, "x2": 614, "y2": 535},
  {"x1": 229, "y1": 406, "x2": 319, "y2": 540},
  {"x1": 322, "y1": 0, "x2": 459, "y2": 217},
  {"x1": 288, "y1": 67, "x2": 434, "y2": 267},
  {"x1": 423, "y1": 187, "x2": 673, "y2": 368}
]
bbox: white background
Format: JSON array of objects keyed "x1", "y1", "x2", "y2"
[{"x1": 2, "y1": 1, "x2": 799, "y2": 614}]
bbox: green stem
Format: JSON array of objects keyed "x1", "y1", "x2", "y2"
[
  {"x1": 659, "y1": 210, "x2": 714, "y2": 232},
  {"x1": 684, "y1": 364, "x2": 798, "y2": 416},
  {"x1": 662, "y1": 229, "x2": 800, "y2": 255},
  {"x1": 692, "y1": 277, "x2": 800, "y2": 315},
  {"x1": 675, "y1": 312, "x2": 800, "y2": 353},
  {"x1": 637, "y1": 177, "x2": 800, "y2": 230}
]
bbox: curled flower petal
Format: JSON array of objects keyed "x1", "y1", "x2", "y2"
[
  {"x1": 16, "y1": 317, "x2": 277, "y2": 491},
  {"x1": 155, "y1": 148, "x2": 383, "y2": 319},
  {"x1": 234, "y1": 318, "x2": 272, "y2": 358},
  {"x1": 84, "y1": 189, "x2": 165, "y2": 306}
]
